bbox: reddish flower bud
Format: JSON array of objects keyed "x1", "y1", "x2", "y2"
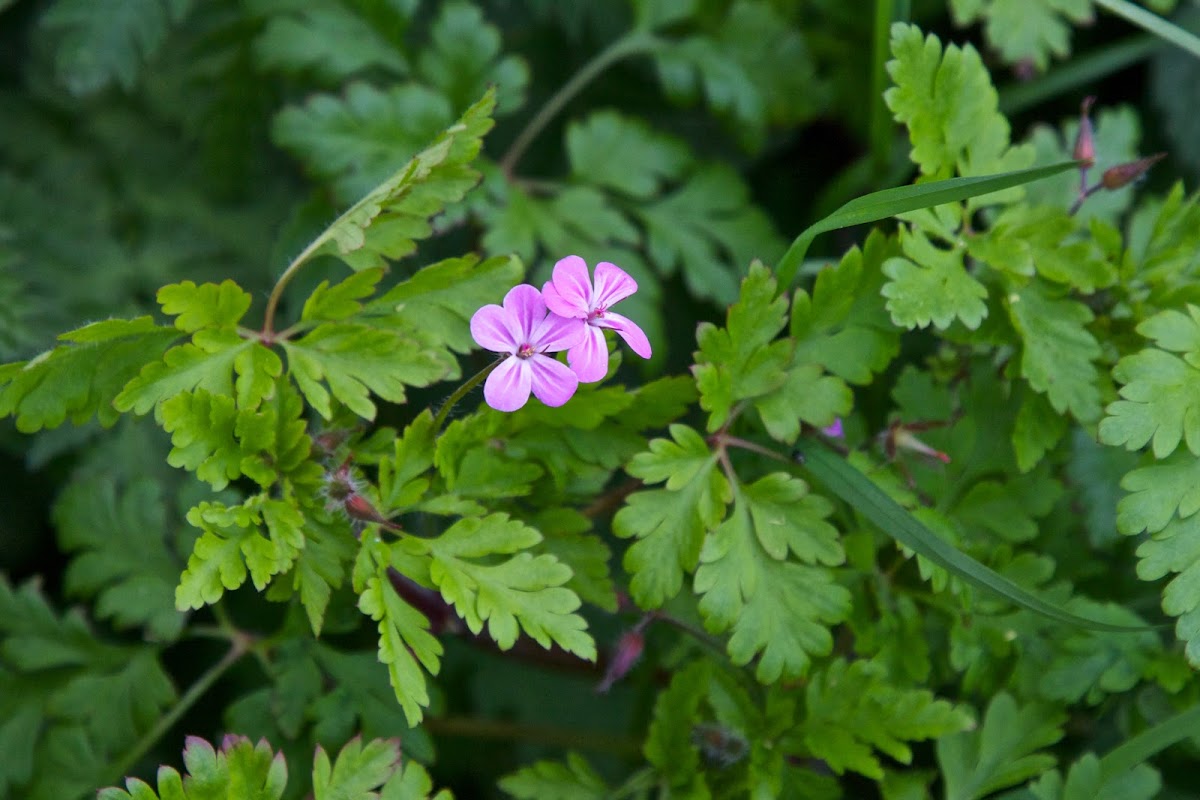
[
  {"x1": 597, "y1": 628, "x2": 644, "y2": 693},
  {"x1": 1101, "y1": 153, "x2": 1167, "y2": 191},
  {"x1": 893, "y1": 427, "x2": 951, "y2": 464},
  {"x1": 1073, "y1": 96, "x2": 1096, "y2": 166}
]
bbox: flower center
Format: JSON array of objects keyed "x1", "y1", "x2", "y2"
[
  {"x1": 516, "y1": 343, "x2": 535, "y2": 359},
  {"x1": 588, "y1": 305, "x2": 607, "y2": 323}
]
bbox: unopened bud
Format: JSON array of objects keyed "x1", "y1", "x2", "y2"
[
  {"x1": 597, "y1": 629, "x2": 645, "y2": 693},
  {"x1": 1073, "y1": 96, "x2": 1096, "y2": 166},
  {"x1": 691, "y1": 723, "x2": 749, "y2": 768},
  {"x1": 1101, "y1": 153, "x2": 1166, "y2": 191},
  {"x1": 893, "y1": 428, "x2": 951, "y2": 464}
]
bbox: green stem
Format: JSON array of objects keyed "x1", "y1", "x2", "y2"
[
  {"x1": 998, "y1": 35, "x2": 1160, "y2": 116},
  {"x1": 869, "y1": 0, "x2": 908, "y2": 175},
  {"x1": 106, "y1": 640, "x2": 250, "y2": 787},
  {"x1": 262, "y1": 237, "x2": 326, "y2": 339},
  {"x1": 498, "y1": 30, "x2": 661, "y2": 176},
  {"x1": 1100, "y1": 700, "x2": 1200, "y2": 779},
  {"x1": 1094, "y1": 0, "x2": 1200, "y2": 60},
  {"x1": 423, "y1": 715, "x2": 642, "y2": 755},
  {"x1": 432, "y1": 358, "x2": 503, "y2": 432}
]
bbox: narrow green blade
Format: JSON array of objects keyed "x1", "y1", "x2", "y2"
[
  {"x1": 795, "y1": 442, "x2": 1156, "y2": 633},
  {"x1": 776, "y1": 160, "x2": 1081, "y2": 290}
]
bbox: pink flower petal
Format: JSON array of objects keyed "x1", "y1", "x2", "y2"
[
  {"x1": 532, "y1": 311, "x2": 586, "y2": 353},
  {"x1": 470, "y1": 304, "x2": 517, "y2": 353},
  {"x1": 592, "y1": 261, "x2": 638, "y2": 308},
  {"x1": 484, "y1": 357, "x2": 532, "y2": 412},
  {"x1": 569, "y1": 326, "x2": 611, "y2": 383},
  {"x1": 528, "y1": 355, "x2": 579, "y2": 407},
  {"x1": 597, "y1": 312, "x2": 651, "y2": 359},
  {"x1": 503, "y1": 284, "x2": 547, "y2": 342},
  {"x1": 545, "y1": 256, "x2": 592, "y2": 315}
]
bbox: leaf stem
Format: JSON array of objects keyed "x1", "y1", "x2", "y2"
[
  {"x1": 1094, "y1": 0, "x2": 1200, "y2": 61},
  {"x1": 498, "y1": 30, "x2": 661, "y2": 176},
  {"x1": 105, "y1": 638, "x2": 251, "y2": 788},
  {"x1": 423, "y1": 715, "x2": 642, "y2": 755},
  {"x1": 262, "y1": 237, "x2": 327, "y2": 339},
  {"x1": 432, "y1": 357, "x2": 504, "y2": 432}
]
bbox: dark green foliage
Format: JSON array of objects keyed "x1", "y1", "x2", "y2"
[{"x1": 3, "y1": 1, "x2": 1200, "y2": 799}]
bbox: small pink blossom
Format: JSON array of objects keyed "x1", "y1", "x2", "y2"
[
  {"x1": 542, "y1": 255, "x2": 652, "y2": 383},
  {"x1": 821, "y1": 418, "x2": 844, "y2": 438},
  {"x1": 470, "y1": 284, "x2": 585, "y2": 412}
]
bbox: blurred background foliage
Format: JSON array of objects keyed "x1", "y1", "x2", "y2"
[{"x1": 1, "y1": 0, "x2": 1199, "y2": 797}]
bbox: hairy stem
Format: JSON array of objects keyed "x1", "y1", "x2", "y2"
[
  {"x1": 106, "y1": 638, "x2": 251, "y2": 787},
  {"x1": 262, "y1": 237, "x2": 328, "y2": 339},
  {"x1": 498, "y1": 30, "x2": 661, "y2": 176},
  {"x1": 432, "y1": 358, "x2": 503, "y2": 432}
]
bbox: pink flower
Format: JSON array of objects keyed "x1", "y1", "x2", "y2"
[
  {"x1": 821, "y1": 418, "x2": 844, "y2": 438},
  {"x1": 541, "y1": 255, "x2": 652, "y2": 383},
  {"x1": 470, "y1": 284, "x2": 585, "y2": 412}
]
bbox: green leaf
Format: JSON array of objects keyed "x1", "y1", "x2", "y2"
[
  {"x1": 643, "y1": 661, "x2": 710, "y2": 793},
  {"x1": 1029, "y1": 753, "x2": 1160, "y2": 800},
  {"x1": 282, "y1": 322, "x2": 450, "y2": 420},
  {"x1": 0, "y1": 317, "x2": 178, "y2": 431},
  {"x1": 312, "y1": 737, "x2": 400, "y2": 800},
  {"x1": 637, "y1": 164, "x2": 784, "y2": 304},
  {"x1": 499, "y1": 752, "x2": 611, "y2": 800},
  {"x1": 113, "y1": 329, "x2": 267, "y2": 416},
  {"x1": 790, "y1": 231, "x2": 901, "y2": 385},
  {"x1": 1100, "y1": 306, "x2": 1200, "y2": 457},
  {"x1": 653, "y1": 2, "x2": 823, "y2": 150},
  {"x1": 157, "y1": 279, "x2": 253, "y2": 332},
  {"x1": 273, "y1": 83, "x2": 455, "y2": 205},
  {"x1": 100, "y1": 736, "x2": 287, "y2": 800},
  {"x1": 405, "y1": 514, "x2": 595, "y2": 661},
  {"x1": 694, "y1": 497, "x2": 850, "y2": 682},
  {"x1": 565, "y1": 111, "x2": 690, "y2": 199},
  {"x1": 1013, "y1": 388, "x2": 1069, "y2": 473},
  {"x1": 39, "y1": 0, "x2": 191, "y2": 95},
  {"x1": 882, "y1": 227, "x2": 988, "y2": 330},
  {"x1": 374, "y1": 254, "x2": 523, "y2": 354},
  {"x1": 936, "y1": 693, "x2": 1064, "y2": 800},
  {"x1": 0, "y1": 576, "x2": 176, "y2": 797},
  {"x1": 951, "y1": 0, "x2": 1092, "y2": 70},
  {"x1": 1007, "y1": 281, "x2": 1102, "y2": 422},
  {"x1": 1115, "y1": 451, "x2": 1200, "y2": 535},
  {"x1": 303, "y1": 268, "x2": 385, "y2": 323},
  {"x1": 254, "y1": 3, "x2": 409, "y2": 83},
  {"x1": 54, "y1": 475, "x2": 186, "y2": 640},
  {"x1": 967, "y1": 205, "x2": 1116, "y2": 292},
  {"x1": 884, "y1": 23, "x2": 1032, "y2": 179},
  {"x1": 613, "y1": 424, "x2": 731, "y2": 607},
  {"x1": 176, "y1": 495, "x2": 307, "y2": 608},
  {"x1": 280, "y1": 87, "x2": 493, "y2": 259},
  {"x1": 753, "y1": 361, "x2": 853, "y2": 445},
  {"x1": 415, "y1": 1, "x2": 528, "y2": 114},
  {"x1": 693, "y1": 262, "x2": 792, "y2": 430},
  {"x1": 799, "y1": 659, "x2": 972, "y2": 779},
  {"x1": 358, "y1": 539, "x2": 442, "y2": 726},
  {"x1": 479, "y1": 182, "x2": 639, "y2": 263},
  {"x1": 267, "y1": 516, "x2": 356, "y2": 637}
]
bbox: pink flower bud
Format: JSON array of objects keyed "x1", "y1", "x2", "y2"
[
  {"x1": 596, "y1": 629, "x2": 644, "y2": 693},
  {"x1": 1101, "y1": 153, "x2": 1166, "y2": 191},
  {"x1": 1073, "y1": 97, "x2": 1096, "y2": 166}
]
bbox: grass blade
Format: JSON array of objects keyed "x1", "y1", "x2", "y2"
[
  {"x1": 795, "y1": 442, "x2": 1157, "y2": 633},
  {"x1": 776, "y1": 160, "x2": 1080, "y2": 290}
]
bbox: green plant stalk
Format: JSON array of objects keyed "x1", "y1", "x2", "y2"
[
  {"x1": 498, "y1": 30, "x2": 661, "y2": 176},
  {"x1": 432, "y1": 358, "x2": 503, "y2": 432},
  {"x1": 105, "y1": 640, "x2": 250, "y2": 788},
  {"x1": 794, "y1": 441, "x2": 1160, "y2": 633},
  {"x1": 1099, "y1": 700, "x2": 1200, "y2": 779},
  {"x1": 999, "y1": 35, "x2": 1160, "y2": 116},
  {"x1": 869, "y1": 0, "x2": 909, "y2": 175},
  {"x1": 1095, "y1": 0, "x2": 1200, "y2": 60}
]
